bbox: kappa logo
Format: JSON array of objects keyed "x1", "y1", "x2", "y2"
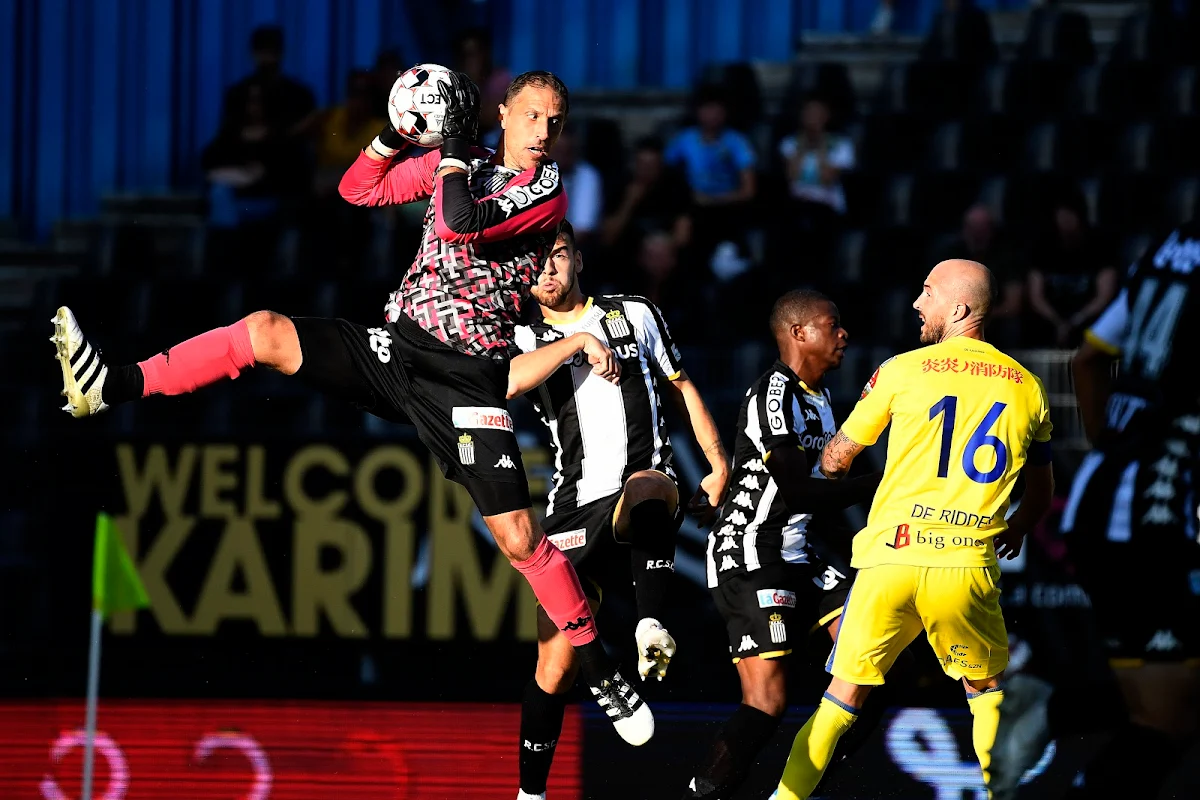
[
  {"x1": 494, "y1": 454, "x2": 516, "y2": 469},
  {"x1": 819, "y1": 566, "x2": 847, "y2": 591},
  {"x1": 561, "y1": 614, "x2": 592, "y2": 632},
  {"x1": 541, "y1": 328, "x2": 565, "y2": 342},
  {"x1": 1146, "y1": 629, "x2": 1182, "y2": 652},
  {"x1": 367, "y1": 327, "x2": 392, "y2": 364},
  {"x1": 738, "y1": 635, "x2": 758, "y2": 652}
]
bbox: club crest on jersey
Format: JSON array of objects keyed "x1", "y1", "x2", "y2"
[
  {"x1": 861, "y1": 367, "x2": 880, "y2": 399},
  {"x1": 768, "y1": 613, "x2": 787, "y2": 644},
  {"x1": 457, "y1": 434, "x2": 475, "y2": 465},
  {"x1": 604, "y1": 309, "x2": 631, "y2": 339}
]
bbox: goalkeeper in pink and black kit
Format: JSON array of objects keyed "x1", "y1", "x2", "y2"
[{"x1": 50, "y1": 69, "x2": 654, "y2": 744}]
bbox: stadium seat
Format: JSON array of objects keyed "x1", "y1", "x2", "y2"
[
  {"x1": 926, "y1": 122, "x2": 965, "y2": 172},
  {"x1": 911, "y1": 172, "x2": 982, "y2": 232},
  {"x1": 139, "y1": 278, "x2": 238, "y2": 342},
  {"x1": 1057, "y1": 116, "x2": 1116, "y2": 174},
  {"x1": 1002, "y1": 172, "x2": 1079, "y2": 234},
  {"x1": 861, "y1": 228, "x2": 926, "y2": 284},
  {"x1": 1164, "y1": 177, "x2": 1200, "y2": 227},
  {"x1": 1099, "y1": 60, "x2": 1169, "y2": 119},
  {"x1": 1162, "y1": 66, "x2": 1199, "y2": 116},
  {"x1": 1163, "y1": 116, "x2": 1200, "y2": 171},
  {"x1": 969, "y1": 64, "x2": 1008, "y2": 116},
  {"x1": 52, "y1": 276, "x2": 147, "y2": 342},
  {"x1": 1112, "y1": 7, "x2": 1185, "y2": 64},
  {"x1": 976, "y1": 175, "x2": 1008, "y2": 225},
  {"x1": 1120, "y1": 233, "x2": 1154, "y2": 267},
  {"x1": 1004, "y1": 60, "x2": 1077, "y2": 120},
  {"x1": 1068, "y1": 64, "x2": 1103, "y2": 116},
  {"x1": 1019, "y1": 7, "x2": 1097, "y2": 66},
  {"x1": 858, "y1": 114, "x2": 929, "y2": 172},
  {"x1": 1019, "y1": 122, "x2": 1062, "y2": 173},
  {"x1": 1097, "y1": 173, "x2": 1168, "y2": 234},
  {"x1": 903, "y1": 61, "x2": 976, "y2": 119},
  {"x1": 236, "y1": 279, "x2": 339, "y2": 321},
  {"x1": 832, "y1": 229, "x2": 868, "y2": 284},
  {"x1": 581, "y1": 117, "x2": 627, "y2": 197},
  {"x1": 879, "y1": 173, "x2": 916, "y2": 228},
  {"x1": 1112, "y1": 121, "x2": 1163, "y2": 173},
  {"x1": 961, "y1": 115, "x2": 1024, "y2": 173},
  {"x1": 840, "y1": 171, "x2": 885, "y2": 229}
]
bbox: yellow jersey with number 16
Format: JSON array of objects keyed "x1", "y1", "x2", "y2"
[{"x1": 841, "y1": 337, "x2": 1053, "y2": 569}]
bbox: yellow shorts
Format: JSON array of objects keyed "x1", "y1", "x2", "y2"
[{"x1": 828, "y1": 564, "x2": 1008, "y2": 684}]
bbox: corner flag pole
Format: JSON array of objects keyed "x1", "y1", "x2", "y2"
[
  {"x1": 84, "y1": 513, "x2": 150, "y2": 800},
  {"x1": 81, "y1": 604, "x2": 103, "y2": 800}
]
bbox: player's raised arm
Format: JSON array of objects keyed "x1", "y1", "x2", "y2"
[
  {"x1": 820, "y1": 358, "x2": 897, "y2": 479},
  {"x1": 337, "y1": 80, "x2": 441, "y2": 207},
  {"x1": 506, "y1": 330, "x2": 618, "y2": 400},
  {"x1": 768, "y1": 442, "x2": 880, "y2": 513},
  {"x1": 659, "y1": 372, "x2": 729, "y2": 517},
  {"x1": 434, "y1": 72, "x2": 568, "y2": 244},
  {"x1": 338, "y1": 145, "x2": 440, "y2": 206}
]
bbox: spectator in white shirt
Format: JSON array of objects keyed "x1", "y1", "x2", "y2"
[{"x1": 773, "y1": 95, "x2": 855, "y2": 276}]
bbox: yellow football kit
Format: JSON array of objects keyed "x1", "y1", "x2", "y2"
[{"x1": 830, "y1": 337, "x2": 1053, "y2": 684}]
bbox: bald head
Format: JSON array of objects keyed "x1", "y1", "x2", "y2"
[
  {"x1": 770, "y1": 289, "x2": 832, "y2": 339},
  {"x1": 931, "y1": 259, "x2": 996, "y2": 320},
  {"x1": 914, "y1": 260, "x2": 997, "y2": 344}
]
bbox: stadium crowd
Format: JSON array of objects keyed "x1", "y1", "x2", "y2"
[{"x1": 192, "y1": 3, "x2": 1200, "y2": 359}]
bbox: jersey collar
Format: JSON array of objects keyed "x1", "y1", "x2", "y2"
[
  {"x1": 542, "y1": 296, "x2": 595, "y2": 327},
  {"x1": 773, "y1": 359, "x2": 824, "y2": 397}
]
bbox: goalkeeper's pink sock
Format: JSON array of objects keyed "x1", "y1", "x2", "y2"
[
  {"x1": 512, "y1": 534, "x2": 597, "y2": 646},
  {"x1": 139, "y1": 321, "x2": 256, "y2": 397}
]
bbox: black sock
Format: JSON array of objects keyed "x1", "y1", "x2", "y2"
[
  {"x1": 101, "y1": 364, "x2": 144, "y2": 405},
  {"x1": 519, "y1": 679, "x2": 567, "y2": 795},
  {"x1": 628, "y1": 499, "x2": 677, "y2": 623},
  {"x1": 573, "y1": 639, "x2": 613, "y2": 687},
  {"x1": 684, "y1": 704, "x2": 780, "y2": 798}
]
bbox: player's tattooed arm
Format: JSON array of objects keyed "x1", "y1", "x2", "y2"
[{"x1": 820, "y1": 430, "x2": 865, "y2": 479}]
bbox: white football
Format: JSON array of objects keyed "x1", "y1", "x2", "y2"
[{"x1": 388, "y1": 63, "x2": 453, "y2": 147}]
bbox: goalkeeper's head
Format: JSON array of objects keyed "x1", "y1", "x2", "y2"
[{"x1": 497, "y1": 71, "x2": 570, "y2": 172}]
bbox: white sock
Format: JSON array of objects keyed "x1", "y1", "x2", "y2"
[{"x1": 516, "y1": 791, "x2": 546, "y2": 800}]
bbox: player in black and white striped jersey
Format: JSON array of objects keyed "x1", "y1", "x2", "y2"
[
  {"x1": 506, "y1": 221, "x2": 730, "y2": 800},
  {"x1": 684, "y1": 290, "x2": 886, "y2": 800}
]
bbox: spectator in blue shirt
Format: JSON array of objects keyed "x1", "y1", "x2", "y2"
[{"x1": 665, "y1": 84, "x2": 758, "y2": 275}]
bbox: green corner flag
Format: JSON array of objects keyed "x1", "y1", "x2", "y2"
[{"x1": 93, "y1": 513, "x2": 149, "y2": 618}]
